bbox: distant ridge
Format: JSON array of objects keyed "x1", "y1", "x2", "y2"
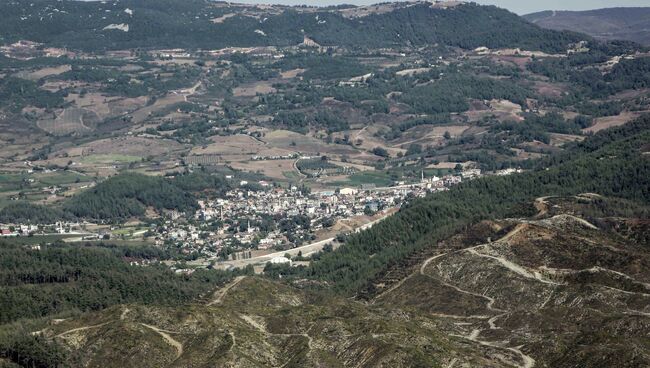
[
  {"x1": 0, "y1": 0, "x2": 584, "y2": 52},
  {"x1": 524, "y1": 7, "x2": 650, "y2": 46}
]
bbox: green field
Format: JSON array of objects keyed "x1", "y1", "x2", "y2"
[
  {"x1": 282, "y1": 171, "x2": 300, "y2": 180},
  {"x1": 34, "y1": 171, "x2": 93, "y2": 186},
  {"x1": 334, "y1": 171, "x2": 394, "y2": 188},
  {"x1": 0, "y1": 173, "x2": 26, "y2": 192},
  {"x1": 0, "y1": 171, "x2": 93, "y2": 194}
]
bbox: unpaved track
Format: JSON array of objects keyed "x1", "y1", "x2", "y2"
[
  {"x1": 56, "y1": 322, "x2": 111, "y2": 337},
  {"x1": 239, "y1": 313, "x2": 314, "y2": 365},
  {"x1": 466, "y1": 248, "x2": 560, "y2": 285},
  {"x1": 140, "y1": 323, "x2": 183, "y2": 359},
  {"x1": 404, "y1": 222, "x2": 537, "y2": 367},
  {"x1": 208, "y1": 276, "x2": 246, "y2": 306}
]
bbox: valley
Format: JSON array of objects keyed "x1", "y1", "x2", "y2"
[{"x1": 0, "y1": 1, "x2": 648, "y2": 367}]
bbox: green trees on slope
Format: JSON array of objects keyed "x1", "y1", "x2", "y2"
[
  {"x1": 64, "y1": 173, "x2": 197, "y2": 220},
  {"x1": 290, "y1": 115, "x2": 650, "y2": 294}
]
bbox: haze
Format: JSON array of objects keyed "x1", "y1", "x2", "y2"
[{"x1": 233, "y1": 0, "x2": 650, "y2": 14}]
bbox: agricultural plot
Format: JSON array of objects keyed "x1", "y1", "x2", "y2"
[
  {"x1": 79, "y1": 154, "x2": 141, "y2": 165},
  {"x1": 37, "y1": 108, "x2": 99, "y2": 136},
  {"x1": 230, "y1": 159, "x2": 298, "y2": 181},
  {"x1": 232, "y1": 81, "x2": 276, "y2": 97},
  {"x1": 330, "y1": 171, "x2": 394, "y2": 188},
  {"x1": 77, "y1": 136, "x2": 184, "y2": 158},
  {"x1": 0, "y1": 173, "x2": 26, "y2": 192},
  {"x1": 584, "y1": 111, "x2": 645, "y2": 133},
  {"x1": 190, "y1": 134, "x2": 266, "y2": 156},
  {"x1": 33, "y1": 171, "x2": 93, "y2": 186},
  {"x1": 393, "y1": 124, "x2": 471, "y2": 148},
  {"x1": 0, "y1": 235, "x2": 79, "y2": 246},
  {"x1": 549, "y1": 133, "x2": 584, "y2": 147},
  {"x1": 17, "y1": 65, "x2": 71, "y2": 81},
  {"x1": 279, "y1": 68, "x2": 305, "y2": 79},
  {"x1": 264, "y1": 130, "x2": 358, "y2": 156},
  {"x1": 65, "y1": 92, "x2": 117, "y2": 119},
  {"x1": 130, "y1": 94, "x2": 186, "y2": 123}
]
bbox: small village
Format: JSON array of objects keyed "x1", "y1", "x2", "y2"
[{"x1": 0, "y1": 168, "x2": 523, "y2": 269}]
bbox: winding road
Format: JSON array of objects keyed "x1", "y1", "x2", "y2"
[{"x1": 412, "y1": 223, "x2": 538, "y2": 368}]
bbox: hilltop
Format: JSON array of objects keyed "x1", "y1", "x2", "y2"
[{"x1": 525, "y1": 7, "x2": 650, "y2": 46}]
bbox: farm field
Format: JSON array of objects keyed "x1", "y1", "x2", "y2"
[
  {"x1": 330, "y1": 171, "x2": 394, "y2": 188},
  {"x1": 37, "y1": 108, "x2": 97, "y2": 136},
  {"x1": 230, "y1": 159, "x2": 299, "y2": 181},
  {"x1": 584, "y1": 111, "x2": 646, "y2": 133},
  {"x1": 79, "y1": 154, "x2": 141, "y2": 165}
]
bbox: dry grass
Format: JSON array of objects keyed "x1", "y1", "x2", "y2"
[
  {"x1": 210, "y1": 13, "x2": 237, "y2": 23},
  {"x1": 534, "y1": 81, "x2": 567, "y2": 98},
  {"x1": 584, "y1": 111, "x2": 643, "y2": 133},
  {"x1": 22, "y1": 65, "x2": 71, "y2": 80},
  {"x1": 131, "y1": 94, "x2": 185, "y2": 123},
  {"x1": 393, "y1": 124, "x2": 470, "y2": 148},
  {"x1": 280, "y1": 69, "x2": 305, "y2": 79},
  {"x1": 549, "y1": 133, "x2": 584, "y2": 147},
  {"x1": 230, "y1": 159, "x2": 298, "y2": 180},
  {"x1": 489, "y1": 99, "x2": 522, "y2": 115},
  {"x1": 233, "y1": 81, "x2": 276, "y2": 97},
  {"x1": 65, "y1": 93, "x2": 121, "y2": 119},
  {"x1": 264, "y1": 130, "x2": 356, "y2": 155},
  {"x1": 190, "y1": 134, "x2": 267, "y2": 156},
  {"x1": 37, "y1": 108, "x2": 96, "y2": 136},
  {"x1": 427, "y1": 162, "x2": 462, "y2": 169},
  {"x1": 75, "y1": 136, "x2": 184, "y2": 157}
]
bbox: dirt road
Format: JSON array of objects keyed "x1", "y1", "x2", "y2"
[
  {"x1": 208, "y1": 276, "x2": 246, "y2": 306},
  {"x1": 140, "y1": 323, "x2": 183, "y2": 359}
]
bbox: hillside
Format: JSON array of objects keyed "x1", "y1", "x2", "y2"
[
  {"x1": 377, "y1": 195, "x2": 650, "y2": 367},
  {"x1": 1, "y1": 114, "x2": 648, "y2": 368},
  {"x1": 9, "y1": 195, "x2": 649, "y2": 367},
  {"x1": 525, "y1": 7, "x2": 650, "y2": 46},
  {"x1": 0, "y1": 0, "x2": 583, "y2": 52}
]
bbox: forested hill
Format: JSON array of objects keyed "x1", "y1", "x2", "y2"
[
  {"x1": 291, "y1": 115, "x2": 650, "y2": 294},
  {"x1": 0, "y1": 0, "x2": 584, "y2": 52},
  {"x1": 525, "y1": 7, "x2": 650, "y2": 46}
]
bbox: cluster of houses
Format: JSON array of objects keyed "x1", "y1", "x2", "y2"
[
  {"x1": 0, "y1": 222, "x2": 83, "y2": 237},
  {"x1": 147, "y1": 184, "x2": 415, "y2": 259},
  {"x1": 0, "y1": 40, "x2": 74, "y2": 60},
  {"x1": 1, "y1": 165, "x2": 521, "y2": 266},
  {"x1": 149, "y1": 170, "x2": 492, "y2": 259},
  {"x1": 130, "y1": 167, "x2": 523, "y2": 261}
]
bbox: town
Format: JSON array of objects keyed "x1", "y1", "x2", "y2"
[{"x1": 0, "y1": 167, "x2": 522, "y2": 271}]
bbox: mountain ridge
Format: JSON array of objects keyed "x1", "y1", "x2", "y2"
[
  {"x1": 0, "y1": 0, "x2": 585, "y2": 52},
  {"x1": 524, "y1": 7, "x2": 650, "y2": 46}
]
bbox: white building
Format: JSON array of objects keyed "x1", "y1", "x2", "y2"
[{"x1": 269, "y1": 256, "x2": 292, "y2": 266}]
